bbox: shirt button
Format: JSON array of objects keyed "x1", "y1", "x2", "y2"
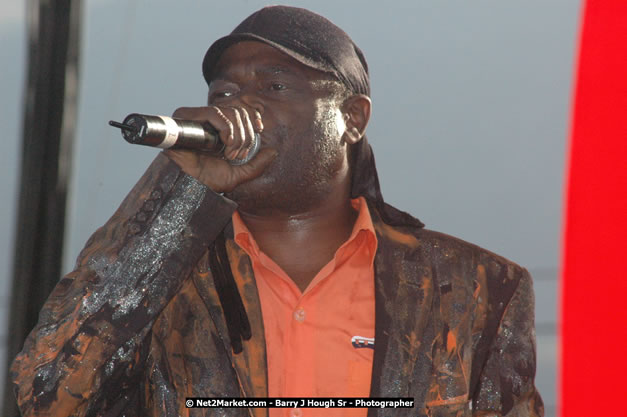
[
  {"x1": 293, "y1": 307, "x2": 306, "y2": 322},
  {"x1": 290, "y1": 408, "x2": 303, "y2": 417}
]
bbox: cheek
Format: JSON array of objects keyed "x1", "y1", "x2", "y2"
[
  {"x1": 332, "y1": 107, "x2": 347, "y2": 136},
  {"x1": 266, "y1": 101, "x2": 345, "y2": 164},
  {"x1": 312, "y1": 103, "x2": 346, "y2": 147},
  {"x1": 261, "y1": 105, "x2": 308, "y2": 139}
]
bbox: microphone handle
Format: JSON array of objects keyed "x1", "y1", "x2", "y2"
[{"x1": 109, "y1": 113, "x2": 259, "y2": 166}]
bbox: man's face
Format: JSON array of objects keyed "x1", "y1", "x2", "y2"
[{"x1": 208, "y1": 41, "x2": 350, "y2": 214}]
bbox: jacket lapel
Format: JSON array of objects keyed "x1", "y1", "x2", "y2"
[
  {"x1": 191, "y1": 224, "x2": 268, "y2": 417},
  {"x1": 368, "y1": 211, "x2": 436, "y2": 417},
  {"x1": 225, "y1": 237, "x2": 269, "y2": 402}
]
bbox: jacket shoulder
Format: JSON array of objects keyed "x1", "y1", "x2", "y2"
[
  {"x1": 376, "y1": 223, "x2": 530, "y2": 301},
  {"x1": 415, "y1": 228, "x2": 526, "y2": 272}
]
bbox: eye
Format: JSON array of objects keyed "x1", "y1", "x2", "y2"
[
  {"x1": 270, "y1": 82, "x2": 286, "y2": 91},
  {"x1": 208, "y1": 81, "x2": 239, "y2": 102},
  {"x1": 211, "y1": 91, "x2": 234, "y2": 100}
]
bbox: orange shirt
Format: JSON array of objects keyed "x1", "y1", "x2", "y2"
[{"x1": 232, "y1": 197, "x2": 377, "y2": 417}]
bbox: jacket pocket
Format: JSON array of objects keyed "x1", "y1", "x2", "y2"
[{"x1": 425, "y1": 398, "x2": 472, "y2": 417}]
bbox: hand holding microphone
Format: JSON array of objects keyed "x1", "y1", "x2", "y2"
[{"x1": 110, "y1": 106, "x2": 277, "y2": 193}]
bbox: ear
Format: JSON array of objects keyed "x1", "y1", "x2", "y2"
[{"x1": 341, "y1": 94, "x2": 371, "y2": 145}]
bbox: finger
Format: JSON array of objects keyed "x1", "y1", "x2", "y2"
[
  {"x1": 172, "y1": 107, "x2": 193, "y2": 119},
  {"x1": 225, "y1": 107, "x2": 246, "y2": 160},
  {"x1": 253, "y1": 109, "x2": 264, "y2": 132},
  {"x1": 239, "y1": 107, "x2": 256, "y2": 159},
  {"x1": 207, "y1": 106, "x2": 235, "y2": 148}
]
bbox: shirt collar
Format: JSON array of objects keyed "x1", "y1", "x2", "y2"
[{"x1": 232, "y1": 196, "x2": 377, "y2": 264}]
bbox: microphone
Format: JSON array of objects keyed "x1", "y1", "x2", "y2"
[{"x1": 109, "y1": 113, "x2": 260, "y2": 166}]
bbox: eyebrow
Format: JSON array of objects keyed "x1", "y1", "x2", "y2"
[
  {"x1": 211, "y1": 64, "x2": 300, "y2": 82},
  {"x1": 257, "y1": 65, "x2": 296, "y2": 76}
]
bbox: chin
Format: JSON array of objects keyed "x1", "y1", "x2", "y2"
[
  {"x1": 226, "y1": 173, "x2": 278, "y2": 204},
  {"x1": 226, "y1": 177, "x2": 319, "y2": 215},
  {"x1": 227, "y1": 156, "x2": 294, "y2": 202}
]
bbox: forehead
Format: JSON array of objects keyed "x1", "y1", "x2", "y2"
[{"x1": 211, "y1": 41, "x2": 333, "y2": 82}]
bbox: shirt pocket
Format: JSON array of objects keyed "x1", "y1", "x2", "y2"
[{"x1": 347, "y1": 359, "x2": 373, "y2": 397}]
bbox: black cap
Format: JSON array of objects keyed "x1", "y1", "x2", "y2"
[{"x1": 202, "y1": 5, "x2": 370, "y2": 96}]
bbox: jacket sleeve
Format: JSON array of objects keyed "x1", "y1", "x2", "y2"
[
  {"x1": 10, "y1": 153, "x2": 237, "y2": 417},
  {"x1": 472, "y1": 269, "x2": 545, "y2": 417}
]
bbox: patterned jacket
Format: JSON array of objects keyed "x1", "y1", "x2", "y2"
[{"x1": 11, "y1": 154, "x2": 544, "y2": 416}]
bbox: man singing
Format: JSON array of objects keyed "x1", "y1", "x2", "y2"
[{"x1": 12, "y1": 6, "x2": 543, "y2": 416}]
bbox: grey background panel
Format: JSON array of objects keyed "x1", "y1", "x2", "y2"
[
  {"x1": 530, "y1": 267, "x2": 560, "y2": 416},
  {"x1": 1, "y1": 1, "x2": 579, "y2": 415}
]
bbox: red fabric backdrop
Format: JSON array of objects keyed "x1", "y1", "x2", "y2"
[{"x1": 561, "y1": 0, "x2": 627, "y2": 415}]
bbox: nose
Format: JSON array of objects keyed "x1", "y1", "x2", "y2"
[{"x1": 235, "y1": 84, "x2": 265, "y2": 116}]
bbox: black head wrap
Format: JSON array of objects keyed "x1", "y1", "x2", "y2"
[{"x1": 203, "y1": 6, "x2": 424, "y2": 353}]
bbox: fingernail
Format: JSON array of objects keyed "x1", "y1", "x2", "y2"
[{"x1": 255, "y1": 119, "x2": 264, "y2": 131}]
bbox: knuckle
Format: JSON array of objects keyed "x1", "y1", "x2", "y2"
[{"x1": 171, "y1": 107, "x2": 188, "y2": 118}]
